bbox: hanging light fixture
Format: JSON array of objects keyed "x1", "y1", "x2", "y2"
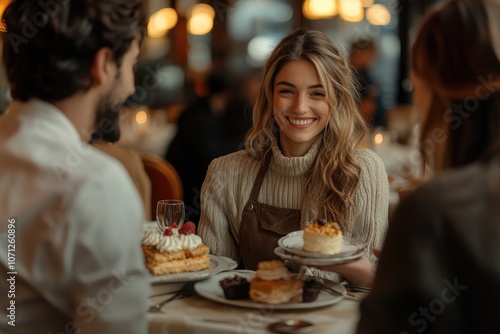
[
  {"x1": 148, "y1": 8, "x2": 178, "y2": 38},
  {"x1": 187, "y1": 4, "x2": 215, "y2": 35},
  {"x1": 366, "y1": 4, "x2": 392, "y2": 26},
  {"x1": 302, "y1": 0, "x2": 316, "y2": 19},
  {"x1": 303, "y1": 0, "x2": 338, "y2": 20},
  {"x1": 339, "y1": 0, "x2": 364, "y2": 23},
  {"x1": 190, "y1": 3, "x2": 215, "y2": 18},
  {"x1": 302, "y1": 0, "x2": 391, "y2": 25}
]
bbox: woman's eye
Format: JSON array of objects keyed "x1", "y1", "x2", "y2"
[
  {"x1": 311, "y1": 91, "x2": 325, "y2": 97},
  {"x1": 279, "y1": 89, "x2": 293, "y2": 94}
]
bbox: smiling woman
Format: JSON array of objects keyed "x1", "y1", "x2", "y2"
[
  {"x1": 198, "y1": 28, "x2": 389, "y2": 277},
  {"x1": 273, "y1": 59, "x2": 330, "y2": 157}
]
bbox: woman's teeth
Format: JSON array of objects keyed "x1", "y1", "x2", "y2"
[{"x1": 289, "y1": 119, "x2": 314, "y2": 126}]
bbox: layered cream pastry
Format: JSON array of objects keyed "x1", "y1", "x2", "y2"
[
  {"x1": 141, "y1": 222, "x2": 210, "y2": 275},
  {"x1": 249, "y1": 261, "x2": 303, "y2": 304},
  {"x1": 302, "y1": 218, "x2": 343, "y2": 254}
]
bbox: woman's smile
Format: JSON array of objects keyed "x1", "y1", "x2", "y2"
[{"x1": 286, "y1": 117, "x2": 317, "y2": 127}]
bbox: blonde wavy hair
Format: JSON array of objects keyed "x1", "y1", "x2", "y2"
[{"x1": 244, "y1": 28, "x2": 367, "y2": 231}]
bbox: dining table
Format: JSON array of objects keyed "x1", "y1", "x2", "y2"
[
  {"x1": 143, "y1": 221, "x2": 365, "y2": 333},
  {"x1": 147, "y1": 277, "x2": 365, "y2": 334}
]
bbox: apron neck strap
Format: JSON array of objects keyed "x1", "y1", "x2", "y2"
[{"x1": 248, "y1": 149, "x2": 273, "y2": 201}]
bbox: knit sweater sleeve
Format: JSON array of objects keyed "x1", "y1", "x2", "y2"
[
  {"x1": 352, "y1": 149, "x2": 390, "y2": 266},
  {"x1": 198, "y1": 157, "x2": 240, "y2": 263}
]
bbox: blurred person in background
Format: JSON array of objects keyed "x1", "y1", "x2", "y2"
[
  {"x1": 357, "y1": 0, "x2": 500, "y2": 332},
  {"x1": 199, "y1": 28, "x2": 389, "y2": 274},
  {"x1": 0, "y1": 1, "x2": 149, "y2": 333},
  {"x1": 349, "y1": 39, "x2": 381, "y2": 127},
  {"x1": 223, "y1": 69, "x2": 261, "y2": 150},
  {"x1": 165, "y1": 70, "x2": 237, "y2": 224}
]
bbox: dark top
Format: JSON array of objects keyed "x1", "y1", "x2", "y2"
[
  {"x1": 357, "y1": 151, "x2": 500, "y2": 333},
  {"x1": 353, "y1": 68, "x2": 375, "y2": 101},
  {"x1": 165, "y1": 97, "x2": 241, "y2": 223}
]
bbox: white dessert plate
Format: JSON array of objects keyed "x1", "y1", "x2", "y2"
[
  {"x1": 278, "y1": 231, "x2": 365, "y2": 259},
  {"x1": 274, "y1": 247, "x2": 363, "y2": 266},
  {"x1": 150, "y1": 255, "x2": 238, "y2": 285},
  {"x1": 194, "y1": 271, "x2": 346, "y2": 310}
]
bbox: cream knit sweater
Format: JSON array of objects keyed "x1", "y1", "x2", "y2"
[{"x1": 198, "y1": 139, "x2": 389, "y2": 267}]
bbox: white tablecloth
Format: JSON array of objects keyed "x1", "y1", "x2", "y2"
[{"x1": 147, "y1": 289, "x2": 362, "y2": 334}]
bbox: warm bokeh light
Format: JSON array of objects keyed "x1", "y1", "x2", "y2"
[
  {"x1": 339, "y1": 0, "x2": 364, "y2": 22},
  {"x1": 374, "y1": 133, "x2": 384, "y2": 145},
  {"x1": 0, "y1": 0, "x2": 12, "y2": 32},
  {"x1": 187, "y1": 12, "x2": 214, "y2": 35},
  {"x1": 360, "y1": 0, "x2": 374, "y2": 7},
  {"x1": 302, "y1": 0, "x2": 314, "y2": 19},
  {"x1": 135, "y1": 110, "x2": 148, "y2": 125},
  {"x1": 148, "y1": 8, "x2": 178, "y2": 38},
  {"x1": 303, "y1": 0, "x2": 337, "y2": 20},
  {"x1": 189, "y1": 3, "x2": 215, "y2": 19},
  {"x1": 187, "y1": 4, "x2": 215, "y2": 35},
  {"x1": 366, "y1": 4, "x2": 392, "y2": 26}
]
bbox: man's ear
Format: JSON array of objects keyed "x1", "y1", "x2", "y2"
[{"x1": 91, "y1": 47, "x2": 115, "y2": 87}]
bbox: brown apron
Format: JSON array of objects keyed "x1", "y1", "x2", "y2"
[{"x1": 238, "y1": 151, "x2": 301, "y2": 270}]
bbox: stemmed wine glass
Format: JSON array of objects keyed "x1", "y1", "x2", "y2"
[{"x1": 156, "y1": 200, "x2": 185, "y2": 232}]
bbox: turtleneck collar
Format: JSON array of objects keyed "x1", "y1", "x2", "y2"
[{"x1": 269, "y1": 136, "x2": 322, "y2": 177}]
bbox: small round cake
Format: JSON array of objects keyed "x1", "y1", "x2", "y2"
[{"x1": 302, "y1": 218, "x2": 343, "y2": 254}]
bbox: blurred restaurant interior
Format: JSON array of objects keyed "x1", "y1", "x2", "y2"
[
  {"x1": 3, "y1": 1, "x2": 500, "y2": 332},
  {"x1": 0, "y1": 0, "x2": 443, "y2": 207}
]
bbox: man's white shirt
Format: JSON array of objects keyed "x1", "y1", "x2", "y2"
[{"x1": 0, "y1": 99, "x2": 149, "y2": 333}]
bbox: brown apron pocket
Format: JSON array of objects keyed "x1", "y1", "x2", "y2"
[{"x1": 254, "y1": 203, "x2": 301, "y2": 235}]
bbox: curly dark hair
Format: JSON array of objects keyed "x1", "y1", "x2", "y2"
[{"x1": 2, "y1": 0, "x2": 147, "y2": 102}]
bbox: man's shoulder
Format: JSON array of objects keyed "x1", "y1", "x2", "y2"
[
  {"x1": 92, "y1": 143, "x2": 142, "y2": 173},
  {"x1": 80, "y1": 147, "x2": 138, "y2": 193},
  {"x1": 55, "y1": 143, "x2": 131, "y2": 184},
  {"x1": 67, "y1": 147, "x2": 144, "y2": 224},
  {"x1": 44, "y1": 144, "x2": 139, "y2": 214}
]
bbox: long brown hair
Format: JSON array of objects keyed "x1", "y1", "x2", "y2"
[
  {"x1": 244, "y1": 28, "x2": 367, "y2": 231},
  {"x1": 411, "y1": 0, "x2": 500, "y2": 173}
]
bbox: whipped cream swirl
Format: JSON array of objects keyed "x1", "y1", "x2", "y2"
[{"x1": 142, "y1": 228, "x2": 202, "y2": 252}]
